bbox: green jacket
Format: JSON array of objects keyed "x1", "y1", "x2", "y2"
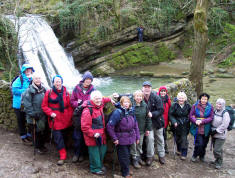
[
  {"x1": 22, "y1": 83, "x2": 47, "y2": 131},
  {"x1": 133, "y1": 100, "x2": 152, "y2": 134}
]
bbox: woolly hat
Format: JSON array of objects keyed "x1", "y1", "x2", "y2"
[
  {"x1": 82, "y1": 71, "x2": 93, "y2": 82},
  {"x1": 52, "y1": 75, "x2": 63, "y2": 84}
]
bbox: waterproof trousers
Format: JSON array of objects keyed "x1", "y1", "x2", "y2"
[
  {"x1": 14, "y1": 109, "x2": 30, "y2": 139},
  {"x1": 212, "y1": 138, "x2": 225, "y2": 166},
  {"x1": 117, "y1": 145, "x2": 131, "y2": 177},
  {"x1": 73, "y1": 128, "x2": 87, "y2": 157},
  {"x1": 88, "y1": 145, "x2": 107, "y2": 173},
  {"x1": 193, "y1": 134, "x2": 209, "y2": 158}
]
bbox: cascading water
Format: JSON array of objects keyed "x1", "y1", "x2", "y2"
[{"x1": 8, "y1": 15, "x2": 111, "y2": 90}]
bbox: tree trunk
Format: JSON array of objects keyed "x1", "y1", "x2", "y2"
[{"x1": 189, "y1": 0, "x2": 209, "y2": 97}]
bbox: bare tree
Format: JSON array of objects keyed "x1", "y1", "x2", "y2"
[{"x1": 189, "y1": 0, "x2": 209, "y2": 97}]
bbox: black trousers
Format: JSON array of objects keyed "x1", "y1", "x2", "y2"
[
  {"x1": 28, "y1": 124, "x2": 46, "y2": 149},
  {"x1": 73, "y1": 128, "x2": 87, "y2": 156},
  {"x1": 14, "y1": 109, "x2": 27, "y2": 138},
  {"x1": 117, "y1": 145, "x2": 131, "y2": 177},
  {"x1": 193, "y1": 134, "x2": 209, "y2": 158}
]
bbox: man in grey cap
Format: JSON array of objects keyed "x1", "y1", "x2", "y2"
[{"x1": 142, "y1": 81, "x2": 165, "y2": 165}]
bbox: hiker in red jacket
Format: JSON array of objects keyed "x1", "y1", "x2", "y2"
[
  {"x1": 41, "y1": 75, "x2": 73, "y2": 165},
  {"x1": 81, "y1": 90, "x2": 113, "y2": 175},
  {"x1": 157, "y1": 86, "x2": 171, "y2": 154}
]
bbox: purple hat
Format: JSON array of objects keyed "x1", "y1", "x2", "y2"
[{"x1": 82, "y1": 71, "x2": 93, "y2": 82}]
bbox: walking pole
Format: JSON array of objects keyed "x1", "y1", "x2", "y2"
[
  {"x1": 50, "y1": 117, "x2": 54, "y2": 145},
  {"x1": 112, "y1": 145, "x2": 117, "y2": 178},
  {"x1": 173, "y1": 134, "x2": 176, "y2": 160},
  {"x1": 33, "y1": 118, "x2": 36, "y2": 158}
]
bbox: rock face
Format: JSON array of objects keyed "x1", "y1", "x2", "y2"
[
  {"x1": 0, "y1": 78, "x2": 195, "y2": 131},
  {"x1": 67, "y1": 24, "x2": 185, "y2": 75},
  {"x1": 0, "y1": 80, "x2": 17, "y2": 131}
]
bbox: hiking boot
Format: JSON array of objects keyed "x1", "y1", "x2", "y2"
[
  {"x1": 139, "y1": 159, "x2": 146, "y2": 166},
  {"x1": 57, "y1": 159, "x2": 65, "y2": 166},
  {"x1": 72, "y1": 155, "x2": 79, "y2": 163},
  {"x1": 159, "y1": 157, "x2": 165, "y2": 164},
  {"x1": 176, "y1": 151, "x2": 181, "y2": 156},
  {"x1": 191, "y1": 156, "x2": 197, "y2": 162},
  {"x1": 125, "y1": 175, "x2": 132, "y2": 178},
  {"x1": 22, "y1": 138, "x2": 32, "y2": 144},
  {"x1": 40, "y1": 146, "x2": 48, "y2": 153},
  {"x1": 101, "y1": 166, "x2": 106, "y2": 172},
  {"x1": 146, "y1": 157, "x2": 153, "y2": 166},
  {"x1": 92, "y1": 170, "x2": 105, "y2": 175},
  {"x1": 200, "y1": 157, "x2": 205, "y2": 162},
  {"x1": 132, "y1": 160, "x2": 141, "y2": 169},
  {"x1": 215, "y1": 164, "x2": 222, "y2": 169},
  {"x1": 180, "y1": 156, "x2": 186, "y2": 160},
  {"x1": 78, "y1": 155, "x2": 84, "y2": 162}
]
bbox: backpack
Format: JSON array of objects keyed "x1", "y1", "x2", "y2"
[
  {"x1": 215, "y1": 106, "x2": 235, "y2": 131},
  {"x1": 72, "y1": 101, "x2": 93, "y2": 129},
  {"x1": 106, "y1": 109, "x2": 124, "y2": 125},
  {"x1": 10, "y1": 75, "x2": 23, "y2": 94}
]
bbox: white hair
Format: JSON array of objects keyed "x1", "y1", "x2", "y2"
[
  {"x1": 177, "y1": 91, "x2": 187, "y2": 101},
  {"x1": 32, "y1": 72, "x2": 41, "y2": 79},
  {"x1": 90, "y1": 90, "x2": 103, "y2": 101}
]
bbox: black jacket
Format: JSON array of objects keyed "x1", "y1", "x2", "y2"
[
  {"x1": 145, "y1": 92, "x2": 164, "y2": 129},
  {"x1": 169, "y1": 102, "x2": 191, "y2": 135}
]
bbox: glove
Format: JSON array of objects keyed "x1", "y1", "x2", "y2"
[
  {"x1": 211, "y1": 129, "x2": 218, "y2": 136},
  {"x1": 95, "y1": 136, "x2": 102, "y2": 146}
]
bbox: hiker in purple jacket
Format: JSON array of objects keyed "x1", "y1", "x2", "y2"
[
  {"x1": 107, "y1": 96, "x2": 140, "y2": 178},
  {"x1": 70, "y1": 71, "x2": 95, "y2": 163}
]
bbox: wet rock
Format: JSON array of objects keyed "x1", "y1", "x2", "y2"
[
  {"x1": 181, "y1": 71, "x2": 189, "y2": 75},
  {"x1": 140, "y1": 71, "x2": 154, "y2": 76},
  {"x1": 215, "y1": 73, "x2": 235, "y2": 78},
  {"x1": 217, "y1": 68, "x2": 227, "y2": 73},
  {"x1": 207, "y1": 69, "x2": 215, "y2": 74}
]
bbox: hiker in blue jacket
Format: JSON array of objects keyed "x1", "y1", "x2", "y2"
[
  {"x1": 137, "y1": 26, "x2": 144, "y2": 42},
  {"x1": 12, "y1": 63, "x2": 34, "y2": 143}
]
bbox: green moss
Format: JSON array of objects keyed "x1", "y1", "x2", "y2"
[{"x1": 108, "y1": 43, "x2": 175, "y2": 70}]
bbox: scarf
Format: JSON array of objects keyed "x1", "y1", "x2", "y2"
[
  {"x1": 159, "y1": 94, "x2": 169, "y2": 108},
  {"x1": 195, "y1": 100, "x2": 212, "y2": 118},
  {"x1": 48, "y1": 86, "x2": 65, "y2": 112}
]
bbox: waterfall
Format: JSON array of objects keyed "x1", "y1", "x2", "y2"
[{"x1": 7, "y1": 15, "x2": 111, "y2": 90}]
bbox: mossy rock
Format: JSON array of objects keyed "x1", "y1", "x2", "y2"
[{"x1": 108, "y1": 42, "x2": 175, "y2": 71}]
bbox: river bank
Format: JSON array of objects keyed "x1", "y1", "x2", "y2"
[{"x1": 112, "y1": 58, "x2": 235, "y2": 105}]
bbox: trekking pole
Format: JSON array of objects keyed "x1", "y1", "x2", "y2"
[
  {"x1": 173, "y1": 134, "x2": 176, "y2": 160},
  {"x1": 112, "y1": 145, "x2": 117, "y2": 178},
  {"x1": 33, "y1": 118, "x2": 36, "y2": 157},
  {"x1": 50, "y1": 117, "x2": 54, "y2": 145}
]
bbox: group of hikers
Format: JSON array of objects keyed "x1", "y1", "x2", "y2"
[{"x1": 11, "y1": 63, "x2": 234, "y2": 178}]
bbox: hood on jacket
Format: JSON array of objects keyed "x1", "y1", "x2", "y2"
[
  {"x1": 21, "y1": 63, "x2": 35, "y2": 74},
  {"x1": 158, "y1": 86, "x2": 168, "y2": 95},
  {"x1": 216, "y1": 98, "x2": 226, "y2": 111}
]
